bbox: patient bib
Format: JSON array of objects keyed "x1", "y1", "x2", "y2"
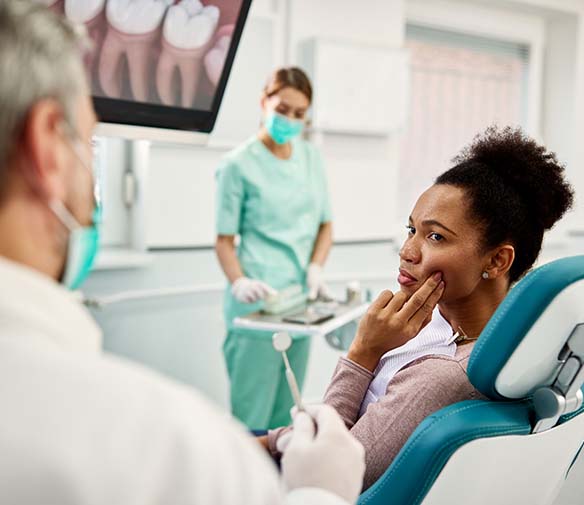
[{"x1": 358, "y1": 308, "x2": 457, "y2": 417}]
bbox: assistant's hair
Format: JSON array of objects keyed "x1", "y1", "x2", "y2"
[
  {"x1": 436, "y1": 126, "x2": 574, "y2": 283},
  {"x1": 263, "y1": 67, "x2": 313, "y2": 104},
  {"x1": 0, "y1": 1, "x2": 90, "y2": 177}
]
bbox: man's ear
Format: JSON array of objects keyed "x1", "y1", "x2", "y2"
[
  {"x1": 485, "y1": 244, "x2": 515, "y2": 279},
  {"x1": 20, "y1": 98, "x2": 68, "y2": 201}
]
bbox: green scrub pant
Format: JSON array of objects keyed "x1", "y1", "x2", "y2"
[{"x1": 223, "y1": 330, "x2": 311, "y2": 430}]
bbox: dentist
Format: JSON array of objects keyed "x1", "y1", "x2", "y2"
[
  {"x1": 216, "y1": 67, "x2": 333, "y2": 429},
  {"x1": 0, "y1": 3, "x2": 364, "y2": 505}
]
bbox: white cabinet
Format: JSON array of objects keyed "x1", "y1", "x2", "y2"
[{"x1": 302, "y1": 39, "x2": 410, "y2": 136}]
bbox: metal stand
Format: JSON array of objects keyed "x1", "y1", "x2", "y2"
[{"x1": 533, "y1": 323, "x2": 584, "y2": 433}]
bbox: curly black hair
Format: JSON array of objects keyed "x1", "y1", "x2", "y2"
[{"x1": 435, "y1": 126, "x2": 574, "y2": 283}]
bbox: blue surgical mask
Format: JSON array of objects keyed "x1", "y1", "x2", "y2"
[
  {"x1": 50, "y1": 200, "x2": 100, "y2": 290},
  {"x1": 49, "y1": 126, "x2": 100, "y2": 290},
  {"x1": 264, "y1": 110, "x2": 304, "y2": 145}
]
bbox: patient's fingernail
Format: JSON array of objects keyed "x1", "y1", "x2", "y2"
[{"x1": 433, "y1": 272, "x2": 442, "y2": 281}]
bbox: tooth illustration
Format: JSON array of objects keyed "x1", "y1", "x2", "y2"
[
  {"x1": 99, "y1": 0, "x2": 173, "y2": 101},
  {"x1": 204, "y1": 24, "x2": 233, "y2": 87},
  {"x1": 202, "y1": 0, "x2": 240, "y2": 27},
  {"x1": 65, "y1": 0, "x2": 105, "y2": 24},
  {"x1": 156, "y1": 0, "x2": 220, "y2": 107},
  {"x1": 65, "y1": 1, "x2": 106, "y2": 92}
]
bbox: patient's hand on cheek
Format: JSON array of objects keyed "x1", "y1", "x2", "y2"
[{"x1": 347, "y1": 272, "x2": 444, "y2": 372}]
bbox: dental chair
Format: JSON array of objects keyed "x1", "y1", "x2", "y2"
[{"x1": 358, "y1": 255, "x2": 584, "y2": 505}]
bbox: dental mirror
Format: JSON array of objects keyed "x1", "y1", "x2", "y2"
[
  {"x1": 272, "y1": 331, "x2": 292, "y2": 352},
  {"x1": 272, "y1": 332, "x2": 305, "y2": 412}
]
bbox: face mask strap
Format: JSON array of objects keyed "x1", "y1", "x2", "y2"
[
  {"x1": 57, "y1": 121, "x2": 99, "y2": 218},
  {"x1": 60, "y1": 122, "x2": 93, "y2": 173},
  {"x1": 48, "y1": 199, "x2": 81, "y2": 233}
]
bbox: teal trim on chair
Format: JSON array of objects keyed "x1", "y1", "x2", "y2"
[
  {"x1": 357, "y1": 399, "x2": 532, "y2": 505},
  {"x1": 468, "y1": 256, "x2": 584, "y2": 400},
  {"x1": 565, "y1": 441, "x2": 584, "y2": 480},
  {"x1": 559, "y1": 406, "x2": 584, "y2": 424}
]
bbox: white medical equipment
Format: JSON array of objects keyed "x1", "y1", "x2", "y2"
[
  {"x1": 234, "y1": 299, "x2": 369, "y2": 337},
  {"x1": 263, "y1": 285, "x2": 308, "y2": 315},
  {"x1": 273, "y1": 332, "x2": 305, "y2": 412}
]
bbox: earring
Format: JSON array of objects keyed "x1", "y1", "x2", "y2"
[{"x1": 482, "y1": 271, "x2": 489, "y2": 279}]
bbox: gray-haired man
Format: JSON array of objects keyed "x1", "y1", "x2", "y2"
[{"x1": 0, "y1": 2, "x2": 365, "y2": 504}]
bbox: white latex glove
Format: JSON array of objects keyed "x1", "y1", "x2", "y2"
[
  {"x1": 307, "y1": 263, "x2": 331, "y2": 301},
  {"x1": 231, "y1": 277, "x2": 277, "y2": 303},
  {"x1": 281, "y1": 405, "x2": 366, "y2": 504}
]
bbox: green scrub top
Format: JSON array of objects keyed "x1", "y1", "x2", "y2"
[{"x1": 216, "y1": 136, "x2": 332, "y2": 331}]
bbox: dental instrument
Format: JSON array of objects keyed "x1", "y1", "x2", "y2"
[{"x1": 272, "y1": 332, "x2": 305, "y2": 412}]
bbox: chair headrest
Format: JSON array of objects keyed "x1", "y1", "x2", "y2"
[{"x1": 468, "y1": 255, "x2": 584, "y2": 401}]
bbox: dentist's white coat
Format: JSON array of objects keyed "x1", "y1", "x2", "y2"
[{"x1": 0, "y1": 256, "x2": 345, "y2": 505}]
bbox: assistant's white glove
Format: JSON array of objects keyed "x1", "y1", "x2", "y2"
[
  {"x1": 281, "y1": 405, "x2": 366, "y2": 504},
  {"x1": 307, "y1": 263, "x2": 331, "y2": 301},
  {"x1": 231, "y1": 277, "x2": 277, "y2": 303}
]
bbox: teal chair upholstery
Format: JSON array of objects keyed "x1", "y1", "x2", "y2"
[{"x1": 358, "y1": 256, "x2": 584, "y2": 505}]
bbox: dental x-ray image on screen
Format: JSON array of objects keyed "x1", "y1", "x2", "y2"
[{"x1": 37, "y1": 0, "x2": 251, "y2": 133}]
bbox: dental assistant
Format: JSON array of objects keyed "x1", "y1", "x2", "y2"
[
  {"x1": 216, "y1": 67, "x2": 333, "y2": 429},
  {"x1": 0, "y1": 4, "x2": 366, "y2": 505}
]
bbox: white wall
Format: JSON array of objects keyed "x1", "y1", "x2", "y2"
[
  {"x1": 568, "y1": 10, "x2": 584, "y2": 231},
  {"x1": 289, "y1": 0, "x2": 405, "y2": 241},
  {"x1": 141, "y1": 0, "x2": 407, "y2": 248},
  {"x1": 84, "y1": 243, "x2": 398, "y2": 408},
  {"x1": 485, "y1": 0, "x2": 584, "y2": 232},
  {"x1": 406, "y1": 0, "x2": 584, "y2": 238},
  {"x1": 87, "y1": 0, "x2": 584, "y2": 403},
  {"x1": 86, "y1": 0, "x2": 407, "y2": 408}
]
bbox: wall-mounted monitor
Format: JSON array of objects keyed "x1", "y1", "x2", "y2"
[{"x1": 40, "y1": 0, "x2": 252, "y2": 135}]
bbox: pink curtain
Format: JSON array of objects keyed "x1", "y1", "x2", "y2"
[{"x1": 399, "y1": 39, "x2": 525, "y2": 214}]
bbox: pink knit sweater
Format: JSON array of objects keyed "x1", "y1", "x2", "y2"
[{"x1": 268, "y1": 342, "x2": 483, "y2": 490}]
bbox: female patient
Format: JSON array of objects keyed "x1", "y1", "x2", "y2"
[{"x1": 265, "y1": 126, "x2": 575, "y2": 490}]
